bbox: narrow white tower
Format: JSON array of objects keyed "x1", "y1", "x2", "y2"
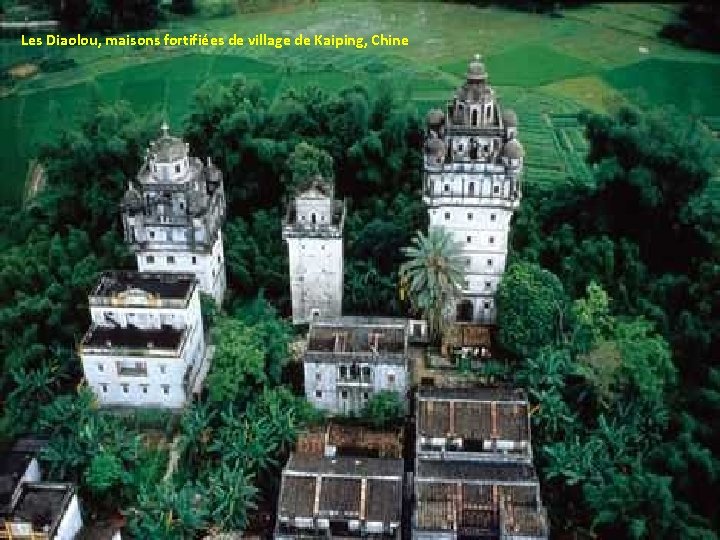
[
  {"x1": 423, "y1": 56, "x2": 523, "y2": 324},
  {"x1": 121, "y1": 123, "x2": 227, "y2": 305},
  {"x1": 282, "y1": 176, "x2": 345, "y2": 324}
]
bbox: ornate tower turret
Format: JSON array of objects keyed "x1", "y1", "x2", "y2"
[
  {"x1": 282, "y1": 176, "x2": 345, "y2": 324},
  {"x1": 121, "y1": 123, "x2": 227, "y2": 305},
  {"x1": 423, "y1": 55, "x2": 523, "y2": 324}
]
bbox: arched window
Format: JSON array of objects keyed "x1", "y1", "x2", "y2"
[
  {"x1": 472, "y1": 109, "x2": 478, "y2": 126},
  {"x1": 311, "y1": 213, "x2": 317, "y2": 225},
  {"x1": 468, "y1": 182, "x2": 475, "y2": 196}
]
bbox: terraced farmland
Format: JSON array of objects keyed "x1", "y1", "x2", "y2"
[{"x1": 1, "y1": 2, "x2": 719, "y2": 206}]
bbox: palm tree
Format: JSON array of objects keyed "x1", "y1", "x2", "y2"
[{"x1": 399, "y1": 226, "x2": 465, "y2": 341}]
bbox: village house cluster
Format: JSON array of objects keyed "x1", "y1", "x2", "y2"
[
  {"x1": 1, "y1": 57, "x2": 546, "y2": 540},
  {"x1": 276, "y1": 56, "x2": 547, "y2": 539},
  {"x1": 1, "y1": 125, "x2": 228, "y2": 539}
]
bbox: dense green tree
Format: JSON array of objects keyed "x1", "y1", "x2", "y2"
[
  {"x1": 661, "y1": 2, "x2": 720, "y2": 52},
  {"x1": 285, "y1": 141, "x2": 334, "y2": 190},
  {"x1": 399, "y1": 227, "x2": 465, "y2": 341},
  {"x1": 496, "y1": 262, "x2": 569, "y2": 358},
  {"x1": 360, "y1": 390, "x2": 406, "y2": 428},
  {"x1": 206, "y1": 317, "x2": 268, "y2": 404}
]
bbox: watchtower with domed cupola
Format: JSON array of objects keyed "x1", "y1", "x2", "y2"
[
  {"x1": 423, "y1": 55, "x2": 524, "y2": 324},
  {"x1": 121, "y1": 123, "x2": 227, "y2": 305}
]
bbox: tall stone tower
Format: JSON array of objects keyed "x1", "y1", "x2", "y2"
[
  {"x1": 282, "y1": 176, "x2": 345, "y2": 324},
  {"x1": 423, "y1": 55, "x2": 523, "y2": 324},
  {"x1": 121, "y1": 123, "x2": 227, "y2": 305}
]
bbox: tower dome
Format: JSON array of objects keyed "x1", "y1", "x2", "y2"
[
  {"x1": 503, "y1": 138, "x2": 524, "y2": 160},
  {"x1": 426, "y1": 137, "x2": 446, "y2": 158},
  {"x1": 467, "y1": 54, "x2": 487, "y2": 83},
  {"x1": 426, "y1": 108, "x2": 445, "y2": 127},
  {"x1": 149, "y1": 122, "x2": 188, "y2": 164},
  {"x1": 502, "y1": 109, "x2": 518, "y2": 127},
  {"x1": 121, "y1": 184, "x2": 143, "y2": 211}
]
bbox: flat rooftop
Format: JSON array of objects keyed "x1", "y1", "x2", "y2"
[
  {"x1": 279, "y1": 454, "x2": 403, "y2": 524},
  {"x1": 0, "y1": 452, "x2": 33, "y2": 513},
  {"x1": 416, "y1": 460, "x2": 538, "y2": 484},
  {"x1": 418, "y1": 386, "x2": 526, "y2": 402},
  {"x1": 417, "y1": 386, "x2": 530, "y2": 443},
  {"x1": 81, "y1": 325, "x2": 185, "y2": 352},
  {"x1": 89, "y1": 271, "x2": 196, "y2": 304},
  {"x1": 7, "y1": 482, "x2": 75, "y2": 537},
  {"x1": 307, "y1": 317, "x2": 407, "y2": 356}
]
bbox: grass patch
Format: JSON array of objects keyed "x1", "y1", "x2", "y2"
[
  {"x1": 540, "y1": 75, "x2": 627, "y2": 113},
  {"x1": 604, "y1": 58, "x2": 720, "y2": 115},
  {"x1": 441, "y1": 44, "x2": 596, "y2": 88}
]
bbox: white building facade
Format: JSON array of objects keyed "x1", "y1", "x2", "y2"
[
  {"x1": 303, "y1": 317, "x2": 410, "y2": 414},
  {"x1": 121, "y1": 124, "x2": 227, "y2": 305},
  {"x1": 423, "y1": 56, "x2": 523, "y2": 324},
  {"x1": 79, "y1": 272, "x2": 208, "y2": 409},
  {"x1": 282, "y1": 177, "x2": 345, "y2": 324}
]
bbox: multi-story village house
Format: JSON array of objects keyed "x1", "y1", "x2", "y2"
[
  {"x1": 79, "y1": 271, "x2": 209, "y2": 409},
  {"x1": 303, "y1": 317, "x2": 412, "y2": 415}
]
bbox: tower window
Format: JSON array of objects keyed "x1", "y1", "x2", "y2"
[
  {"x1": 146, "y1": 256, "x2": 154, "y2": 264},
  {"x1": 445, "y1": 212, "x2": 451, "y2": 220},
  {"x1": 311, "y1": 213, "x2": 317, "y2": 225},
  {"x1": 468, "y1": 182, "x2": 475, "y2": 196}
]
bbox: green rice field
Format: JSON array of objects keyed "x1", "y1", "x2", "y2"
[{"x1": 1, "y1": 1, "x2": 719, "y2": 205}]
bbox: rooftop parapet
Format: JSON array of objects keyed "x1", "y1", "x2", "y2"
[{"x1": 88, "y1": 271, "x2": 197, "y2": 308}]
